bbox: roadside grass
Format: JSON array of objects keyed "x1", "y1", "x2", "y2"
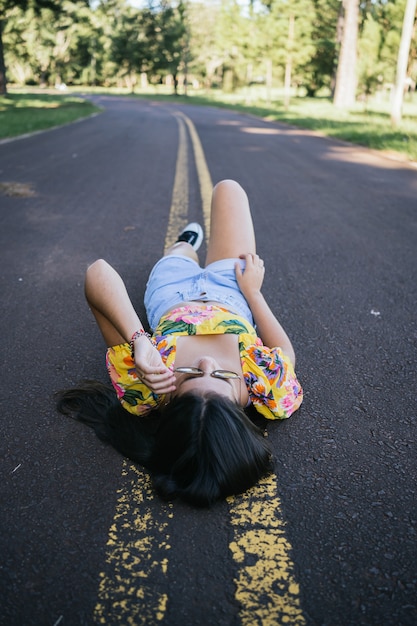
[
  {"x1": 3, "y1": 86, "x2": 417, "y2": 163},
  {"x1": 262, "y1": 97, "x2": 417, "y2": 160},
  {"x1": 134, "y1": 88, "x2": 417, "y2": 162},
  {"x1": 124, "y1": 87, "x2": 417, "y2": 162},
  {"x1": 0, "y1": 92, "x2": 101, "y2": 140}
]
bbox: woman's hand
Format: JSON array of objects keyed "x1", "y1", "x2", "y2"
[
  {"x1": 235, "y1": 254, "x2": 296, "y2": 364},
  {"x1": 133, "y1": 336, "x2": 176, "y2": 394},
  {"x1": 235, "y1": 253, "x2": 265, "y2": 299}
]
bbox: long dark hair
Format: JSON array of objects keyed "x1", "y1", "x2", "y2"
[{"x1": 56, "y1": 382, "x2": 273, "y2": 507}]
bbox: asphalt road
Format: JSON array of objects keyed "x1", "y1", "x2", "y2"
[{"x1": 0, "y1": 95, "x2": 416, "y2": 626}]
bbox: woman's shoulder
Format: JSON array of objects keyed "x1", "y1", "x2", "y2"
[
  {"x1": 241, "y1": 343, "x2": 303, "y2": 420},
  {"x1": 106, "y1": 343, "x2": 163, "y2": 416}
]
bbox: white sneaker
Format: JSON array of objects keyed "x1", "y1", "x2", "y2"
[{"x1": 176, "y1": 222, "x2": 204, "y2": 251}]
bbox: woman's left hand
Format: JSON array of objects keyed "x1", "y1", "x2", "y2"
[
  {"x1": 133, "y1": 336, "x2": 176, "y2": 394},
  {"x1": 235, "y1": 253, "x2": 265, "y2": 298}
]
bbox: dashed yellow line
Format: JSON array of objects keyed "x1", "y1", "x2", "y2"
[
  {"x1": 94, "y1": 463, "x2": 173, "y2": 624},
  {"x1": 175, "y1": 110, "x2": 213, "y2": 238},
  {"x1": 164, "y1": 113, "x2": 189, "y2": 252},
  {"x1": 165, "y1": 110, "x2": 213, "y2": 250},
  {"x1": 228, "y1": 474, "x2": 306, "y2": 625}
]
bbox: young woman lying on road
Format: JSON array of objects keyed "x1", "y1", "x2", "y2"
[{"x1": 57, "y1": 179, "x2": 303, "y2": 507}]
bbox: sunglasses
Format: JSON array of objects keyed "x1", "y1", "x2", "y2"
[{"x1": 173, "y1": 367, "x2": 240, "y2": 380}]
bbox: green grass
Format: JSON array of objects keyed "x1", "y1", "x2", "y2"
[
  {"x1": 263, "y1": 98, "x2": 417, "y2": 161},
  {"x1": 0, "y1": 91, "x2": 101, "y2": 140},
  {"x1": 124, "y1": 86, "x2": 417, "y2": 162},
  {"x1": 135, "y1": 88, "x2": 417, "y2": 162},
  {"x1": 2, "y1": 86, "x2": 417, "y2": 163}
]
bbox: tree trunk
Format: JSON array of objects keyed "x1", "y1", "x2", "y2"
[
  {"x1": 333, "y1": 0, "x2": 359, "y2": 108},
  {"x1": 284, "y1": 14, "x2": 295, "y2": 110},
  {"x1": 331, "y1": 2, "x2": 345, "y2": 97},
  {"x1": 391, "y1": 0, "x2": 417, "y2": 126},
  {"x1": 0, "y1": 20, "x2": 7, "y2": 95},
  {"x1": 265, "y1": 58, "x2": 272, "y2": 105}
]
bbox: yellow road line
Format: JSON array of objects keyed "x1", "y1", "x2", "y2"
[
  {"x1": 94, "y1": 463, "x2": 173, "y2": 625},
  {"x1": 164, "y1": 114, "x2": 189, "y2": 252},
  {"x1": 228, "y1": 474, "x2": 306, "y2": 625},
  {"x1": 175, "y1": 111, "x2": 213, "y2": 238}
]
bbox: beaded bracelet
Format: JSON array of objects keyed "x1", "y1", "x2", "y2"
[{"x1": 130, "y1": 329, "x2": 151, "y2": 359}]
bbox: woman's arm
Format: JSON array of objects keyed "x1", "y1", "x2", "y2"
[
  {"x1": 235, "y1": 254, "x2": 296, "y2": 366},
  {"x1": 85, "y1": 259, "x2": 143, "y2": 345},
  {"x1": 85, "y1": 259, "x2": 176, "y2": 393}
]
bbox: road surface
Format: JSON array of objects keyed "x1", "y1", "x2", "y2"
[{"x1": 0, "y1": 95, "x2": 416, "y2": 626}]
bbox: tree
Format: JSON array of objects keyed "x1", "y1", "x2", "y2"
[
  {"x1": 108, "y1": 1, "x2": 149, "y2": 91},
  {"x1": 303, "y1": 0, "x2": 340, "y2": 97},
  {"x1": 0, "y1": 0, "x2": 61, "y2": 94},
  {"x1": 2, "y1": 0, "x2": 413, "y2": 101},
  {"x1": 391, "y1": 0, "x2": 417, "y2": 125},
  {"x1": 149, "y1": 0, "x2": 187, "y2": 93},
  {"x1": 257, "y1": 0, "x2": 315, "y2": 104},
  {"x1": 216, "y1": 0, "x2": 249, "y2": 92},
  {"x1": 3, "y1": 0, "x2": 95, "y2": 88},
  {"x1": 333, "y1": 0, "x2": 359, "y2": 108}
]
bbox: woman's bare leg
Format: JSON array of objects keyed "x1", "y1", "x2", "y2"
[
  {"x1": 164, "y1": 241, "x2": 199, "y2": 262},
  {"x1": 205, "y1": 180, "x2": 256, "y2": 265}
]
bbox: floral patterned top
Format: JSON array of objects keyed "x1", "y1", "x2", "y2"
[{"x1": 106, "y1": 304, "x2": 303, "y2": 420}]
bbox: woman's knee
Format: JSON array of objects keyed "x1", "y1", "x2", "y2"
[
  {"x1": 212, "y1": 179, "x2": 249, "y2": 209},
  {"x1": 211, "y1": 180, "x2": 250, "y2": 222},
  {"x1": 213, "y1": 179, "x2": 245, "y2": 197}
]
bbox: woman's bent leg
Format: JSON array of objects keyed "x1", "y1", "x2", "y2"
[
  {"x1": 164, "y1": 241, "x2": 199, "y2": 262},
  {"x1": 205, "y1": 180, "x2": 256, "y2": 265}
]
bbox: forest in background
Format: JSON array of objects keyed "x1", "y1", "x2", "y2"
[{"x1": 0, "y1": 0, "x2": 416, "y2": 121}]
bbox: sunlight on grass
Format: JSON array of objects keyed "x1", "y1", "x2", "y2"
[
  {"x1": 174, "y1": 88, "x2": 417, "y2": 162},
  {"x1": 0, "y1": 92, "x2": 101, "y2": 139}
]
